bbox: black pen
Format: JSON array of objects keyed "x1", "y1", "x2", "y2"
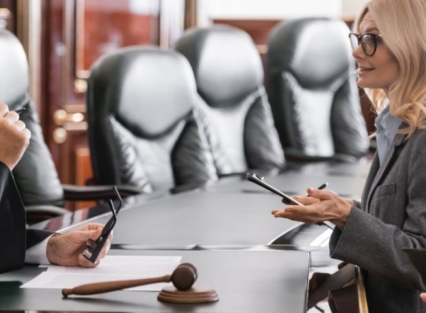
[
  {"x1": 317, "y1": 182, "x2": 328, "y2": 190},
  {"x1": 307, "y1": 182, "x2": 328, "y2": 196}
]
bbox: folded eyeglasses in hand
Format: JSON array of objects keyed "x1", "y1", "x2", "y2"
[{"x1": 83, "y1": 186, "x2": 122, "y2": 263}]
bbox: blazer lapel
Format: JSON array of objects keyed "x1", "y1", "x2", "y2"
[
  {"x1": 365, "y1": 131, "x2": 406, "y2": 209},
  {"x1": 361, "y1": 153, "x2": 379, "y2": 210}
]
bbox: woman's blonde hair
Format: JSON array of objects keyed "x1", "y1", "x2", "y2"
[{"x1": 354, "y1": 0, "x2": 426, "y2": 136}]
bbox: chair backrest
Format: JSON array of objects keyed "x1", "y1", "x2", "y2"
[
  {"x1": 87, "y1": 46, "x2": 219, "y2": 192},
  {"x1": 267, "y1": 18, "x2": 369, "y2": 158},
  {"x1": 175, "y1": 25, "x2": 285, "y2": 174},
  {"x1": 0, "y1": 29, "x2": 63, "y2": 206}
]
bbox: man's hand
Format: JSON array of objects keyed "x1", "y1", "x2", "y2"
[
  {"x1": 0, "y1": 103, "x2": 31, "y2": 170},
  {"x1": 421, "y1": 293, "x2": 426, "y2": 303},
  {"x1": 46, "y1": 223, "x2": 112, "y2": 268}
]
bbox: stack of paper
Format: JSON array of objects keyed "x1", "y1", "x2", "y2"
[{"x1": 22, "y1": 255, "x2": 182, "y2": 292}]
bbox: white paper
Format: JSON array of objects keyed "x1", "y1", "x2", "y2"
[{"x1": 21, "y1": 255, "x2": 182, "y2": 292}]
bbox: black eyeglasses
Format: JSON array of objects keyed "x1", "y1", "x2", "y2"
[
  {"x1": 349, "y1": 32, "x2": 382, "y2": 56},
  {"x1": 83, "y1": 186, "x2": 122, "y2": 263}
]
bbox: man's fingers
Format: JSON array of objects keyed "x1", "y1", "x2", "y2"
[
  {"x1": 74, "y1": 229, "x2": 102, "y2": 243},
  {"x1": 88, "y1": 228, "x2": 102, "y2": 241},
  {"x1": 15, "y1": 120, "x2": 26, "y2": 131},
  {"x1": 4, "y1": 111, "x2": 19, "y2": 123},
  {"x1": 0, "y1": 103, "x2": 9, "y2": 116},
  {"x1": 23, "y1": 128, "x2": 31, "y2": 140},
  {"x1": 78, "y1": 223, "x2": 105, "y2": 232},
  {"x1": 78, "y1": 254, "x2": 99, "y2": 268},
  {"x1": 98, "y1": 238, "x2": 111, "y2": 260}
]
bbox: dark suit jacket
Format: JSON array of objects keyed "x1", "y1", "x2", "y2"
[
  {"x1": 329, "y1": 125, "x2": 426, "y2": 313},
  {"x1": 0, "y1": 162, "x2": 50, "y2": 273}
]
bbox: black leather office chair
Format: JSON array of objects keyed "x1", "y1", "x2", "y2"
[
  {"x1": 87, "y1": 46, "x2": 221, "y2": 193},
  {"x1": 175, "y1": 25, "x2": 285, "y2": 175},
  {"x1": 0, "y1": 29, "x2": 136, "y2": 222},
  {"x1": 267, "y1": 18, "x2": 369, "y2": 162}
]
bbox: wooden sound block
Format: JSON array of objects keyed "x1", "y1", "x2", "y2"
[{"x1": 158, "y1": 286, "x2": 219, "y2": 304}]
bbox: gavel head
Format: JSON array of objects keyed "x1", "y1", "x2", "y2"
[{"x1": 171, "y1": 263, "x2": 198, "y2": 291}]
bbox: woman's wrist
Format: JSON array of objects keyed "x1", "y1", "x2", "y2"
[{"x1": 332, "y1": 202, "x2": 352, "y2": 230}]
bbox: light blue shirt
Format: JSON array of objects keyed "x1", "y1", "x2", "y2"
[{"x1": 375, "y1": 105, "x2": 402, "y2": 165}]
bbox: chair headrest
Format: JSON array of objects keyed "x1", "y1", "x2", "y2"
[
  {"x1": 0, "y1": 29, "x2": 29, "y2": 108},
  {"x1": 175, "y1": 25, "x2": 263, "y2": 108},
  {"x1": 88, "y1": 47, "x2": 197, "y2": 138},
  {"x1": 268, "y1": 18, "x2": 352, "y2": 90}
]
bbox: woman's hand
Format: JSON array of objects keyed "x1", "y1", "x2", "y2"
[
  {"x1": 272, "y1": 188, "x2": 352, "y2": 230},
  {"x1": 46, "y1": 223, "x2": 112, "y2": 267}
]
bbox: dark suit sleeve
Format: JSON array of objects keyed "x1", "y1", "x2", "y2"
[
  {"x1": 26, "y1": 229, "x2": 52, "y2": 249},
  {"x1": 0, "y1": 161, "x2": 26, "y2": 273},
  {"x1": 0, "y1": 161, "x2": 52, "y2": 272}
]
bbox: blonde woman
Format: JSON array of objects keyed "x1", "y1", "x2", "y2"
[{"x1": 272, "y1": 0, "x2": 426, "y2": 312}]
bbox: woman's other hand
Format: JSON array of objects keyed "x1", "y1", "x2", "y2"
[{"x1": 272, "y1": 188, "x2": 352, "y2": 230}]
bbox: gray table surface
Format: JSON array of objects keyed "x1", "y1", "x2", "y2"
[
  {"x1": 214, "y1": 171, "x2": 366, "y2": 199},
  {"x1": 62, "y1": 191, "x2": 302, "y2": 247},
  {"x1": 0, "y1": 249, "x2": 310, "y2": 313},
  {"x1": 32, "y1": 168, "x2": 366, "y2": 251},
  {"x1": 288, "y1": 160, "x2": 371, "y2": 178}
]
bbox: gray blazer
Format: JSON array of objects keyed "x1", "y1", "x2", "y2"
[{"x1": 329, "y1": 125, "x2": 426, "y2": 313}]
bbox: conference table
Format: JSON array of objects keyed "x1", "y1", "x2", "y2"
[
  {"x1": 0, "y1": 165, "x2": 369, "y2": 313},
  {"x1": 35, "y1": 168, "x2": 366, "y2": 249},
  {"x1": 0, "y1": 249, "x2": 310, "y2": 313}
]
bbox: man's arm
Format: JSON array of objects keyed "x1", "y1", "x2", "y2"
[
  {"x1": 25, "y1": 233, "x2": 51, "y2": 264},
  {"x1": 0, "y1": 103, "x2": 111, "y2": 270},
  {"x1": 0, "y1": 161, "x2": 26, "y2": 273}
]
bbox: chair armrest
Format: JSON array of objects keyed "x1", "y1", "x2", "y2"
[
  {"x1": 25, "y1": 205, "x2": 68, "y2": 216},
  {"x1": 284, "y1": 148, "x2": 359, "y2": 163},
  {"x1": 25, "y1": 205, "x2": 68, "y2": 225},
  {"x1": 170, "y1": 181, "x2": 215, "y2": 194},
  {"x1": 62, "y1": 184, "x2": 143, "y2": 201},
  {"x1": 218, "y1": 172, "x2": 246, "y2": 179}
]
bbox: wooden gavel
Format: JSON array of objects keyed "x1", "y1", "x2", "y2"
[{"x1": 62, "y1": 263, "x2": 198, "y2": 297}]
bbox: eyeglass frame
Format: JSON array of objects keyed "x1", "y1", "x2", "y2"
[
  {"x1": 83, "y1": 186, "x2": 122, "y2": 263},
  {"x1": 348, "y1": 32, "x2": 383, "y2": 57}
]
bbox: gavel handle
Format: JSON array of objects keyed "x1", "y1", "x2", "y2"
[{"x1": 62, "y1": 274, "x2": 171, "y2": 297}]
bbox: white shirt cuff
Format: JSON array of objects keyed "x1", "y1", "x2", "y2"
[{"x1": 25, "y1": 235, "x2": 52, "y2": 265}]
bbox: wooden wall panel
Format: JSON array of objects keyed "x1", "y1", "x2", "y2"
[{"x1": 76, "y1": 0, "x2": 160, "y2": 78}]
